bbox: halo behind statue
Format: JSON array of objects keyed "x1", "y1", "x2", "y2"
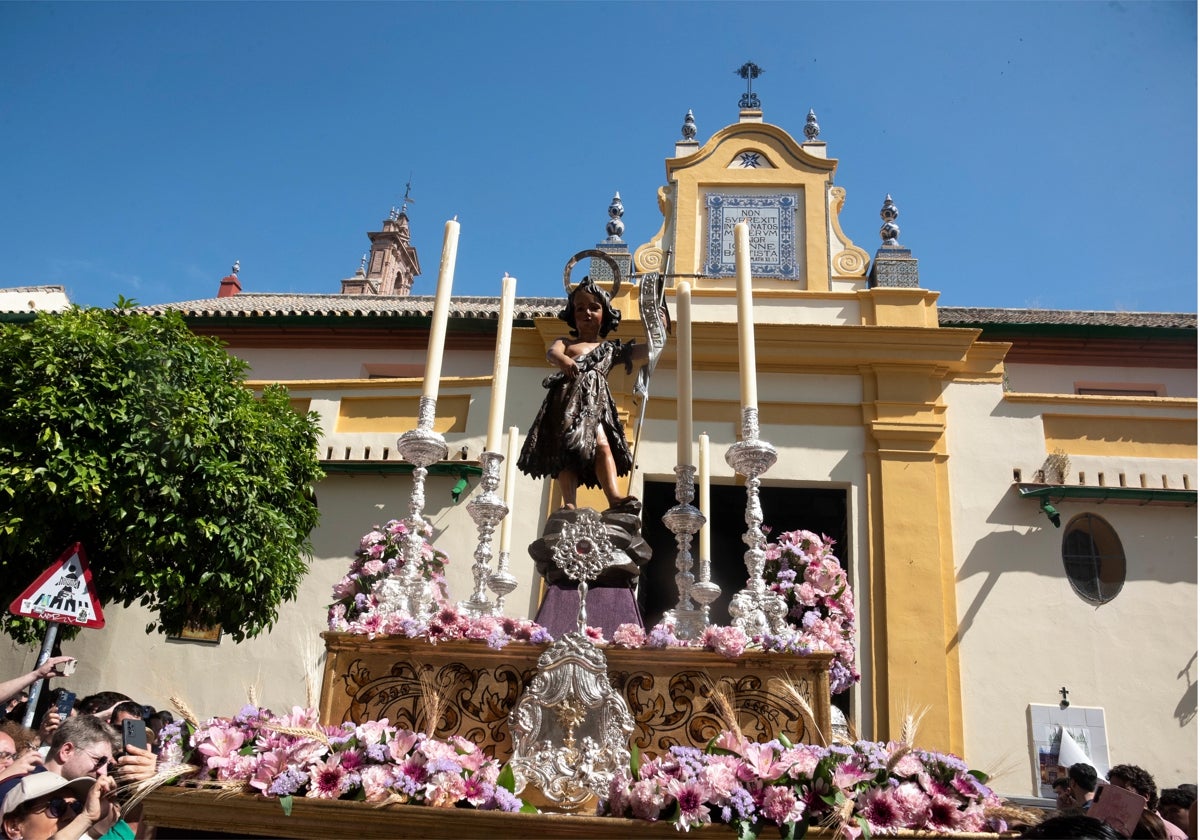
[{"x1": 562, "y1": 249, "x2": 622, "y2": 298}]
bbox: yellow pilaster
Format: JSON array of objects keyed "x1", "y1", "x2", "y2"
[{"x1": 862, "y1": 364, "x2": 964, "y2": 756}]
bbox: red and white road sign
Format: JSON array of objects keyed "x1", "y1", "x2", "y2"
[{"x1": 9, "y1": 542, "x2": 105, "y2": 628}]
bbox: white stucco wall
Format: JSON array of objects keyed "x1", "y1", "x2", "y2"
[
  {"x1": 1006, "y1": 361, "x2": 1197, "y2": 398},
  {"x1": 943, "y1": 379, "x2": 1197, "y2": 796}
]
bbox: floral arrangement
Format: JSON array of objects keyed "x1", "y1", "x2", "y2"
[
  {"x1": 763, "y1": 529, "x2": 860, "y2": 694},
  {"x1": 603, "y1": 730, "x2": 1005, "y2": 838},
  {"x1": 157, "y1": 703, "x2": 526, "y2": 813},
  {"x1": 327, "y1": 523, "x2": 860, "y2": 696},
  {"x1": 327, "y1": 519, "x2": 552, "y2": 647}
]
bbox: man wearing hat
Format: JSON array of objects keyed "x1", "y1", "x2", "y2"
[{"x1": 0, "y1": 772, "x2": 116, "y2": 840}]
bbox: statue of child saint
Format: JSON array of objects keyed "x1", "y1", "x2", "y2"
[{"x1": 518, "y1": 276, "x2": 648, "y2": 511}]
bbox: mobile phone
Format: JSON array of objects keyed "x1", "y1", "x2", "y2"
[
  {"x1": 121, "y1": 718, "x2": 148, "y2": 752},
  {"x1": 54, "y1": 690, "x2": 76, "y2": 718}
]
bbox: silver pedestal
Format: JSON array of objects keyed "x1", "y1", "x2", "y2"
[
  {"x1": 393, "y1": 396, "x2": 448, "y2": 623},
  {"x1": 724, "y1": 407, "x2": 788, "y2": 637},
  {"x1": 460, "y1": 451, "x2": 508, "y2": 617},
  {"x1": 661, "y1": 465, "x2": 708, "y2": 641}
]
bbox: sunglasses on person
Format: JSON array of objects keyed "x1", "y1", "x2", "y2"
[
  {"x1": 27, "y1": 797, "x2": 84, "y2": 820},
  {"x1": 80, "y1": 747, "x2": 115, "y2": 773}
]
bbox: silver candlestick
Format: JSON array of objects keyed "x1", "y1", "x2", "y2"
[
  {"x1": 661, "y1": 464, "x2": 706, "y2": 640},
  {"x1": 394, "y1": 396, "x2": 448, "y2": 622},
  {"x1": 461, "y1": 451, "x2": 508, "y2": 616},
  {"x1": 488, "y1": 551, "x2": 519, "y2": 614},
  {"x1": 724, "y1": 407, "x2": 788, "y2": 637}
]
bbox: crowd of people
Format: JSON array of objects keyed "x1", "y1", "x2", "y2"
[
  {"x1": 1027, "y1": 761, "x2": 1197, "y2": 839},
  {"x1": 0, "y1": 656, "x2": 1195, "y2": 839},
  {"x1": 0, "y1": 657, "x2": 164, "y2": 840}
]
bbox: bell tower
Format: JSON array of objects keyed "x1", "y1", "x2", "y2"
[{"x1": 341, "y1": 185, "x2": 422, "y2": 296}]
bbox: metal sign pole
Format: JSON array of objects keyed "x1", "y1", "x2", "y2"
[{"x1": 21, "y1": 622, "x2": 58, "y2": 728}]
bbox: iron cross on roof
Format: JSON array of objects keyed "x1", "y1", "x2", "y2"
[{"x1": 736, "y1": 61, "x2": 763, "y2": 110}]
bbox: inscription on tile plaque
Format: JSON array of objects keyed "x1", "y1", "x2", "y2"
[{"x1": 704, "y1": 193, "x2": 798, "y2": 279}]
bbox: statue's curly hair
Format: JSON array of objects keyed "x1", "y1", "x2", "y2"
[{"x1": 558, "y1": 276, "x2": 621, "y2": 338}]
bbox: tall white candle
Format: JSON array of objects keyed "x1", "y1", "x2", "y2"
[
  {"x1": 734, "y1": 220, "x2": 758, "y2": 411},
  {"x1": 498, "y1": 426, "x2": 519, "y2": 553},
  {"x1": 486, "y1": 274, "x2": 517, "y2": 453},
  {"x1": 676, "y1": 281, "x2": 694, "y2": 467},
  {"x1": 698, "y1": 432, "x2": 710, "y2": 565},
  {"x1": 421, "y1": 217, "x2": 461, "y2": 401}
]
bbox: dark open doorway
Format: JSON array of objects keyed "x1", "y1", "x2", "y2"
[{"x1": 638, "y1": 481, "x2": 849, "y2": 628}]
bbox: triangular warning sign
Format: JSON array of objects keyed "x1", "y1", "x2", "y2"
[{"x1": 9, "y1": 543, "x2": 105, "y2": 629}]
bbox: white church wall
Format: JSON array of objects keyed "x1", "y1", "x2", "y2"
[{"x1": 943, "y1": 379, "x2": 1197, "y2": 796}]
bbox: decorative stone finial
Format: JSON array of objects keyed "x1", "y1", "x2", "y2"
[
  {"x1": 605, "y1": 192, "x2": 625, "y2": 243},
  {"x1": 804, "y1": 109, "x2": 820, "y2": 141},
  {"x1": 388, "y1": 206, "x2": 400, "y2": 222},
  {"x1": 232, "y1": 260, "x2": 240, "y2": 275},
  {"x1": 735, "y1": 62, "x2": 763, "y2": 110},
  {"x1": 681, "y1": 109, "x2": 697, "y2": 141},
  {"x1": 357, "y1": 254, "x2": 367, "y2": 276},
  {"x1": 879, "y1": 195, "x2": 900, "y2": 246}
]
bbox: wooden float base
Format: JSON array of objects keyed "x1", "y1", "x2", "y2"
[{"x1": 319, "y1": 633, "x2": 834, "y2": 758}]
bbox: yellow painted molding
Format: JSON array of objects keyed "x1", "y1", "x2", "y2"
[
  {"x1": 1006, "y1": 392, "x2": 1198, "y2": 410},
  {"x1": 1043, "y1": 414, "x2": 1197, "y2": 459},
  {"x1": 336, "y1": 394, "x2": 470, "y2": 434},
  {"x1": 248, "y1": 377, "x2": 492, "y2": 392},
  {"x1": 828, "y1": 186, "x2": 870, "y2": 279},
  {"x1": 857, "y1": 288, "x2": 943, "y2": 328}
]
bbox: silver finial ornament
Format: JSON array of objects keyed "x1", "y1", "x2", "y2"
[
  {"x1": 804, "y1": 109, "x2": 820, "y2": 141},
  {"x1": 605, "y1": 192, "x2": 625, "y2": 243},
  {"x1": 681, "y1": 109, "x2": 697, "y2": 141},
  {"x1": 736, "y1": 62, "x2": 764, "y2": 110},
  {"x1": 358, "y1": 254, "x2": 367, "y2": 275},
  {"x1": 879, "y1": 194, "x2": 900, "y2": 246},
  {"x1": 232, "y1": 260, "x2": 240, "y2": 275}
]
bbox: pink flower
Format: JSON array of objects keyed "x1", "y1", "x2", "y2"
[
  {"x1": 248, "y1": 748, "x2": 291, "y2": 793},
  {"x1": 306, "y1": 753, "x2": 351, "y2": 799},
  {"x1": 859, "y1": 786, "x2": 902, "y2": 833},
  {"x1": 359, "y1": 764, "x2": 395, "y2": 802},
  {"x1": 425, "y1": 771, "x2": 467, "y2": 807},
  {"x1": 892, "y1": 781, "x2": 932, "y2": 828},
  {"x1": 361, "y1": 559, "x2": 385, "y2": 576},
  {"x1": 927, "y1": 792, "x2": 964, "y2": 830},
  {"x1": 699, "y1": 759, "x2": 740, "y2": 802},
  {"x1": 194, "y1": 723, "x2": 245, "y2": 772},
  {"x1": 711, "y1": 730, "x2": 749, "y2": 755},
  {"x1": 702, "y1": 625, "x2": 748, "y2": 658},
  {"x1": 629, "y1": 778, "x2": 667, "y2": 821},
  {"x1": 612, "y1": 623, "x2": 647, "y2": 647},
  {"x1": 388, "y1": 730, "x2": 421, "y2": 761},
  {"x1": 741, "y1": 742, "x2": 786, "y2": 781},
  {"x1": 761, "y1": 784, "x2": 805, "y2": 825},
  {"x1": 779, "y1": 745, "x2": 821, "y2": 780},
  {"x1": 667, "y1": 778, "x2": 713, "y2": 829}
]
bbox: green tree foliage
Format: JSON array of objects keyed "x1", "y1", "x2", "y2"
[{"x1": 0, "y1": 306, "x2": 324, "y2": 645}]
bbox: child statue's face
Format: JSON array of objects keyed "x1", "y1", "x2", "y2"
[{"x1": 572, "y1": 289, "x2": 604, "y2": 337}]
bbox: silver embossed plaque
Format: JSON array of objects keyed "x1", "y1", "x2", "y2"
[{"x1": 704, "y1": 193, "x2": 798, "y2": 279}]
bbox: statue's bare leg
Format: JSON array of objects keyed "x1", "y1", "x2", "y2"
[
  {"x1": 595, "y1": 429, "x2": 635, "y2": 508},
  {"x1": 556, "y1": 470, "x2": 579, "y2": 510}
]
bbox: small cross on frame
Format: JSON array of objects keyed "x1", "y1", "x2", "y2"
[{"x1": 1059, "y1": 686, "x2": 1070, "y2": 707}]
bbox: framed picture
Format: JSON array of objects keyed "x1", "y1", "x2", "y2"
[{"x1": 169, "y1": 623, "x2": 222, "y2": 644}]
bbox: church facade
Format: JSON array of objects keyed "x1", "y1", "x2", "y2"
[{"x1": 6, "y1": 101, "x2": 1194, "y2": 799}]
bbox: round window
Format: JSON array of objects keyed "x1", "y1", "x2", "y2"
[{"x1": 1061, "y1": 513, "x2": 1126, "y2": 604}]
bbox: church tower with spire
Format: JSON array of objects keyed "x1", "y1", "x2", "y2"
[{"x1": 341, "y1": 188, "x2": 421, "y2": 296}]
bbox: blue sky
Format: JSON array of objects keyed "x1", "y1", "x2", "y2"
[{"x1": 1, "y1": 1, "x2": 1195, "y2": 313}]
